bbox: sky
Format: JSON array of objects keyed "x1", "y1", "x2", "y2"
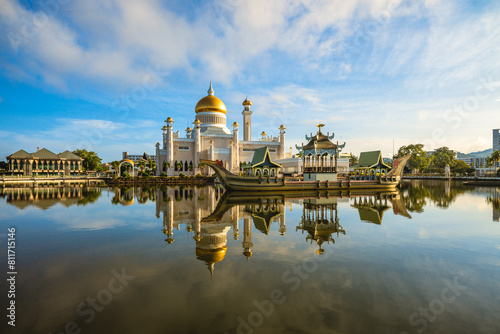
[{"x1": 0, "y1": 0, "x2": 499, "y2": 162}]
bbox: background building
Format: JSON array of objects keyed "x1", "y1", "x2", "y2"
[
  {"x1": 122, "y1": 152, "x2": 156, "y2": 163},
  {"x1": 494, "y1": 129, "x2": 499, "y2": 152},
  {"x1": 6, "y1": 148, "x2": 83, "y2": 176}
]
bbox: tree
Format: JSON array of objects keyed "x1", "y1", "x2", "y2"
[
  {"x1": 431, "y1": 147, "x2": 457, "y2": 171},
  {"x1": 163, "y1": 161, "x2": 170, "y2": 172},
  {"x1": 349, "y1": 154, "x2": 358, "y2": 166},
  {"x1": 150, "y1": 161, "x2": 157, "y2": 174},
  {"x1": 111, "y1": 161, "x2": 120, "y2": 175},
  {"x1": 394, "y1": 144, "x2": 429, "y2": 173},
  {"x1": 72, "y1": 149, "x2": 104, "y2": 171},
  {"x1": 139, "y1": 160, "x2": 146, "y2": 172},
  {"x1": 489, "y1": 149, "x2": 500, "y2": 166},
  {"x1": 452, "y1": 160, "x2": 474, "y2": 175}
]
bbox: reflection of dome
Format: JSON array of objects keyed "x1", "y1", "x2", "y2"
[
  {"x1": 243, "y1": 250, "x2": 252, "y2": 260},
  {"x1": 195, "y1": 82, "x2": 227, "y2": 114},
  {"x1": 121, "y1": 198, "x2": 134, "y2": 206},
  {"x1": 196, "y1": 246, "x2": 227, "y2": 278},
  {"x1": 196, "y1": 246, "x2": 227, "y2": 264}
]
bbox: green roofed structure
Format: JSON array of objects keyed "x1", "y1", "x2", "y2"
[
  {"x1": 6, "y1": 148, "x2": 83, "y2": 176},
  {"x1": 243, "y1": 147, "x2": 282, "y2": 177},
  {"x1": 352, "y1": 150, "x2": 391, "y2": 180}
]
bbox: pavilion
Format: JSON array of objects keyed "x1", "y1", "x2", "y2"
[
  {"x1": 243, "y1": 147, "x2": 282, "y2": 177},
  {"x1": 296, "y1": 124, "x2": 346, "y2": 181},
  {"x1": 6, "y1": 148, "x2": 83, "y2": 176},
  {"x1": 351, "y1": 150, "x2": 391, "y2": 180}
]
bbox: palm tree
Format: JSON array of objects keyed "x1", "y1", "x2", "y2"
[
  {"x1": 112, "y1": 161, "x2": 120, "y2": 176},
  {"x1": 150, "y1": 161, "x2": 157, "y2": 175},
  {"x1": 163, "y1": 161, "x2": 170, "y2": 172},
  {"x1": 490, "y1": 149, "x2": 500, "y2": 166},
  {"x1": 139, "y1": 160, "x2": 146, "y2": 172}
]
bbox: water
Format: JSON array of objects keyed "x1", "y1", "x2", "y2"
[{"x1": 0, "y1": 181, "x2": 499, "y2": 334}]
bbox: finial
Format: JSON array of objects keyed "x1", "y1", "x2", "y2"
[
  {"x1": 208, "y1": 263, "x2": 214, "y2": 279},
  {"x1": 208, "y1": 81, "x2": 214, "y2": 96}
]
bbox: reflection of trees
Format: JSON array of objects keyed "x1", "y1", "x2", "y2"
[
  {"x1": 399, "y1": 180, "x2": 469, "y2": 211},
  {"x1": 487, "y1": 196, "x2": 500, "y2": 210},
  {"x1": 76, "y1": 188, "x2": 102, "y2": 206}
]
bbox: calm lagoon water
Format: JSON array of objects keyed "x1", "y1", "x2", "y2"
[{"x1": 1, "y1": 180, "x2": 499, "y2": 334}]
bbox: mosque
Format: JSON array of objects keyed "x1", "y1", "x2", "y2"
[{"x1": 155, "y1": 82, "x2": 291, "y2": 176}]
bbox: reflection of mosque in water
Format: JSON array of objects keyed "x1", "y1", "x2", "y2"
[
  {"x1": 0, "y1": 187, "x2": 101, "y2": 209},
  {"x1": 156, "y1": 186, "x2": 287, "y2": 277},
  {"x1": 297, "y1": 198, "x2": 345, "y2": 255},
  {"x1": 155, "y1": 186, "x2": 412, "y2": 276}
]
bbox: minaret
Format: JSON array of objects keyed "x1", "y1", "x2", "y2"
[
  {"x1": 232, "y1": 206, "x2": 240, "y2": 240},
  {"x1": 163, "y1": 199, "x2": 175, "y2": 244},
  {"x1": 162, "y1": 126, "x2": 168, "y2": 149},
  {"x1": 186, "y1": 127, "x2": 192, "y2": 139},
  {"x1": 209, "y1": 140, "x2": 215, "y2": 161},
  {"x1": 232, "y1": 122, "x2": 239, "y2": 173},
  {"x1": 279, "y1": 125, "x2": 286, "y2": 159},
  {"x1": 193, "y1": 119, "x2": 201, "y2": 174},
  {"x1": 242, "y1": 96, "x2": 252, "y2": 141},
  {"x1": 165, "y1": 117, "x2": 174, "y2": 175},
  {"x1": 155, "y1": 142, "x2": 160, "y2": 176},
  {"x1": 242, "y1": 217, "x2": 253, "y2": 261}
]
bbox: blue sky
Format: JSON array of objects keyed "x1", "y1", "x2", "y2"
[{"x1": 1, "y1": 0, "x2": 499, "y2": 162}]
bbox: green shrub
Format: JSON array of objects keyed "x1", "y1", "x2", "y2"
[
  {"x1": 141, "y1": 171, "x2": 149, "y2": 177},
  {"x1": 179, "y1": 173, "x2": 186, "y2": 178},
  {"x1": 160, "y1": 172, "x2": 167, "y2": 177},
  {"x1": 195, "y1": 173, "x2": 203, "y2": 178}
]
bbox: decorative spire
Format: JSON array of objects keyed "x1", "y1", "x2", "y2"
[
  {"x1": 208, "y1": 263, "x2": 214, "y2": 279},
  {"x1": 207, "y1": 81, "x2": 214, "y2": 96}
]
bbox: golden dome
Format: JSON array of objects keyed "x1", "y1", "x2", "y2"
[
  {"x1": 166, "y1": 117, "x2": 173, "y2": 122},
  {"x1": 186, "y1": 127, "x2": 192, "y2": 131},
  {"x1": 196, "y1": 246, "x2": 227, "y2": 264},
  {"x1": 243, "y1": 96, "x2": 252, "y2": 106},
  {"x1": 162, "y1": 125, "x2": 167, "y2": 130},
  {"x1": 195, "y1": 82, "x2": 227, "y2": 114}
]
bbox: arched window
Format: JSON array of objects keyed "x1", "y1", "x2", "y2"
[{"x1": 263, "y1": 169, "x2": 269, "y2": 177}]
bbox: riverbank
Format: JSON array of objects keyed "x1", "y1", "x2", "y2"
[
  {"x1": 402, "y1": 175, "x2": 500, "y2": 187},
  {"x1": 107, "y1": 175, "x2": 214, "y2": 186}
]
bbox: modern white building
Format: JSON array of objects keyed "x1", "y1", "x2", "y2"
[
  {"x1": 155, "y1": 82, "x2": 290, "y2": 175},
  {"x1": 122, "y1": 152, "x2": 156, "y2": 163},
  {"x1": 493, "y1": 129, "x2": 500, "y2": 152}
]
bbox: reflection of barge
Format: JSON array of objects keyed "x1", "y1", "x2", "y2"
[{"x1": 201, "y1": 154, "x2": 411, "y2": 192}]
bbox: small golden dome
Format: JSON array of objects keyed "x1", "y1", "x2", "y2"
[
  {"x1": 162, "y1": 125, "x2": 167, "y2": 130},
  {"x1": 194, "y1": 118, "x2": 201, "y2": 124},
  {"x1": 233, "y1": 121, "x2": 239, "y2": 126},
  {"x1": 186, "y1": 127, "x2": 192, "y2": 131},
  {"x1": 195, "y1": 82, "x2": 227, "y2": 114},
  {"x1": 243, "y1": 96, "x2": 252, "y2": 106},
  {"x1": 166, "y1": 117, "x2": 174, "y2": 122},
  {"x1": 279, "y1": 124, "x2": 286, "y2": 129},
  {"x1": 261, "y1": 131, "x2": 267, "y2": 136}
]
